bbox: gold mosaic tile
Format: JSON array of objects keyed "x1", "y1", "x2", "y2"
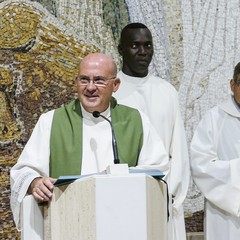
[
  {"x1": 0, "y1": 1, "x2": 100, "y2": 238},
  {"x1": 0, "y1": 0, "x2": 204, "y2": 237}
]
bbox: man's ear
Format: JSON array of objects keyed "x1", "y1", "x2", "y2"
[
  {"x1": 118, "y1": 44, "x2": 123, "y2": 56},
  {"x1": 113, "y1": 78, "x2": 121, "y2": 92},
  {"x1": 230, "y1": 79, "x2": 235, "y2": 92}
]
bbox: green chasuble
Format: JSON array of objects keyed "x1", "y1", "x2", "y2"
[{"x1": 50, "y1": 97, "x2": 143, "y2": 178}]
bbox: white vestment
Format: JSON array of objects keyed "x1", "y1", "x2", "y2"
[
  {"x1": 113, "y1": 71, "x2": 189, "y2": 240},
  {"x1": 191, "y1": 95, "x2": 240, "y2": 240},
  {"x1": 10, "y1": 104, "x2": 169, "y2": 230}
]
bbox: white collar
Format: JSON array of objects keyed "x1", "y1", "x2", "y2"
[
  {"x1": 80, "y1": 103, "x2": 111, "y2": 122},
  {"x1": 220, "y1": 95, "x2": 240, "y2": 117},
  {"x1": 118, "y1": 71, "x2": 150, "y2": 85}
]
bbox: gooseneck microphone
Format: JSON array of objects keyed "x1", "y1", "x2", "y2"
[{"x1": 92, "y1": 111, "x2": 120, "y2": 164}]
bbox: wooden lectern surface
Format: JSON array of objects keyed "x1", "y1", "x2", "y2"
[{"x1": 22, "y1": 174, "x2": 167, "y2": 240}]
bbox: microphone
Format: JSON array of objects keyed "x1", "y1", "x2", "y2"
[{"x1": 92, "y1": 111, "x2": 120, "y2": 164}]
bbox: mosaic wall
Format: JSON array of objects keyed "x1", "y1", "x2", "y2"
[
  {"x1": 1, "y1": 0, "x2": 240, "y2": 238},
  {"x1": 0, "y1": 1, "x2": 100, "y2": 238},
  {"x1": 179, "y1": 0, "x2": 240, "y2": 220}
]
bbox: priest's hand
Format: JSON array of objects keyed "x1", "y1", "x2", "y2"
[{"x1": 27, "y1": 177, "x2": 56, "y2": 203}]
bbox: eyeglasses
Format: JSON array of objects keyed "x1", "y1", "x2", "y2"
[{"x1": 76, "y1": 76, "x2": 116, "y2": 87}]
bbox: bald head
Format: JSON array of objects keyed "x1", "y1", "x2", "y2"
[
  {"x1": 75, "y1": 52, "x2": 121, "y2": 113},
  {"x1": 79, "y1": 53, "x2": 117, "y2": 76}
]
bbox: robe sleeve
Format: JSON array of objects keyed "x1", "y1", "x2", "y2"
[
  {"x1": 134, "y1": 111, "x2": 170, "y2": 175},
  {"x1": 10, "y1": 110, "x2": 54, "y2": 230},
  {"x1": 167, "y1": 90, "x2": 190, "y2": 214},
  {"x1": 190, "y1": 109, "x2": 240, "y2": 216}
]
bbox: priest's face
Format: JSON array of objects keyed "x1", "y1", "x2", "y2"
[
  {"x1": 76, "y1": 53, "x2": 120, "y2": 113},
  {"x1": 231, "y1": 78, "x2": 240, "y2": 106},
  {"x1": 118, "y1": 28, "x2": 153, "y2": 77}
]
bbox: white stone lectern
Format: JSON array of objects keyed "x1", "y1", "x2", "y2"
[{"x1": 21, "y1": 173, "x2": 168, "y2": 240}]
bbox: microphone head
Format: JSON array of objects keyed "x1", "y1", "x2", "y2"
[{"x1": 92, "y1": 111, "x2": 100, "y2": 118}]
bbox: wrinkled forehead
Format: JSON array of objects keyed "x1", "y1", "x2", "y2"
[{"x1": 79, "y1": 57, "x2": 116, "y2": 77}]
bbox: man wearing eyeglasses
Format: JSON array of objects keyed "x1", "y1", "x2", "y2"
[
  {"x1": 10, "y1": 52, "x2": 169, "y2": 230},
  {"x1": 191, "y1": 62, "x2": 240, "y2": 240}
]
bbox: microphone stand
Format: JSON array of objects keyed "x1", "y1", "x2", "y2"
[{"x1": 92, "y1": 111, "x2": 120, "y2": 164}]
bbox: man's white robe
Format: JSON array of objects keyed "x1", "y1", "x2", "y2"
[
  {"x1": 191, "y1": 95, "x2": 240, "y2": 240},
  {"x1": 11, "y1": 104, "x2": 169, "y2": 230},
  {"x1": 114, "y1": 71, "x2": 190, "y2": 240}
]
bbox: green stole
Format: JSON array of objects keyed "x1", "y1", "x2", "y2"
[{"x1": 50, "y1": 98, "x2": 143, "y2": 178}]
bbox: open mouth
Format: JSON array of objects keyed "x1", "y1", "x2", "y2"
[{"x1": 85, "y1": 94, "x2": 99, "y2": 101}]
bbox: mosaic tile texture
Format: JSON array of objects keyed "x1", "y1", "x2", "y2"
[
  {"x1": 3, "y1": 0, "x2": 239, "y2": 237},
  {"x1": 179, "y1": 0, "x2": 240, "y2": 218},
  {"x1": 125, "y1": 0, "x2": 171, "y2": 82},
  {"x1": 53, "y1": 0, "x2": 123, "y2": 68},
  {"x1": 0, "y1": 1, "x2": 99, "y2": 238}
]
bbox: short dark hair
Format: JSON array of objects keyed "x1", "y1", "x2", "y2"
[
  {"x1": 119, "y1": 22, "x2": 150, "y2": 45},
  {"x1": 122, "y1": 22, "x2": 148, "y2": 30},
  {"x1": 233, "y1": 62, "x2": 240, "y2": 81}
]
